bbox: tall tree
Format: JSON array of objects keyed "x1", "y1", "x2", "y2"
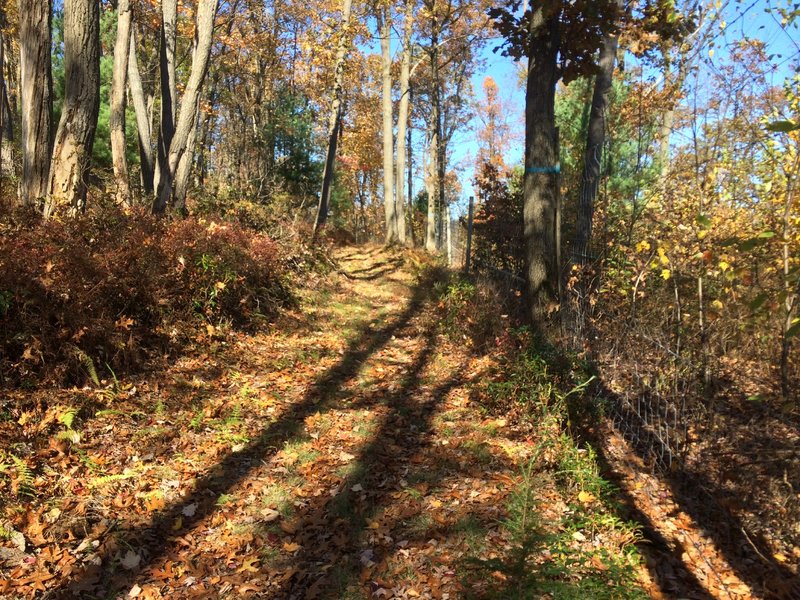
[
  {"x1": 17, "y1": 0, "x2": 52, "y2": 207},
  {"x1": 395, "y1": 0, "x2": 414, "y2": 245},
  {"x1": 377, "y1": 2, "x2": 397, "y2": 244},
  {"x1": 417, "y1": 0, "x2": 486, "y2": 252},
  {"x1": 153, "y1": 0, "x2": 177, "y2": 206},
  {"x1": 422, "y1": 0, "x2": 443, "y2": 252},
  {"x1": 110, "y1": 0, "x2": 133, "y2": 206},
  {"x1": 0, "y1": 7, "x2": 13, "y2": 176},
  {"x1": 45, "y1": 0, "x2": 100, "y2": 218},
  {"x1": 476, "y1": 76, "x2": 510, "y2": 169},
  {"x1": 313, "y1": 0, "x2": 353, "y2": 236},
  {"x1": 491, "y1": 0, "x2": 670, "y2": 322},
  {"x1": 521, "y1": 4, "x2": 561, "y2": 320},
  {"x1": 153, "y1": 0, "x2": 219, "y2": 213},
  {"x1": 128, "y1": 29, "x2": 155, "y2": 194},
  {"x1": 574, "y1": 0, "x2": 621, "y2": 264}
]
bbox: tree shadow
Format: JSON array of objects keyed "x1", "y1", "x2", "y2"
[
  {"x1": 341, "y1": 257, "x2": 407, "y2": 281},
  {"x1": 589, "y1": 378, "x2": 796, "y2": 599},
  {"x1": 263, "y1": 321, "x2": 462, "y2": 597},
  {"x1": 52, "y1": 267, "x2": 443, "y2": 598}
]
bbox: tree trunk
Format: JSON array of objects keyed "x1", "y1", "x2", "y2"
[
  {"x1": 574, "y1": 7, "x2": 619, "y2": 263},
  {"x1": 395, "y1": 0, "x2": 413, "y2": 245},
  {"x1": 153, "y1": 0, "x2": 219, "y2": 214},
  {"x1": 110, "y1": 0, "x2": 132, "y2": 206},
  {"x1": 45, "y1": 0, "x2": 100, "y2": 218},
  {"x1": 424, "y1": 12, "x2": 441, "y2": 253},
  {"x1": 407, "y1": 87, "x2": 415, "y2": 246},
  {"x1": 378, "y1": 5, "x2": 397, "y2": 245},
  {"x1": 17, "y1": 0, "x2": 52, "y2": 207},
  {"x1": 128, "y1": 31, "x2": 154, "y2": 194},
  {"x1": 313, "y1": 0, "x2": 353, "y2": 237},
  {"x1": 0, "y1": 26, "x2": 9, "y2": 178},
  {"x1": 153, "y1": 0, "x2": 177, "y2": 203},
  {"x1": 523, "y1": 5, "x2": 561, "y2": 323},
  {"x1": 425, "y1": 121, "x2": 438, "y2": 253},
  {"x1": 429, "y1": 22, "x2": 445, "y2": 252},
  {"x1": 174, "y1": 101, "x2": 200, "y2": 212},
  {"x1": 780, "y1": 158, "x2": 799, "y2": 399}
]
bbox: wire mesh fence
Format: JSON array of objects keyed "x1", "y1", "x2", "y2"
[{"x1": 449, "y1": 194, "x2": 697, "y2": 473}]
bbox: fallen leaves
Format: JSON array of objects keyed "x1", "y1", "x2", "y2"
[{"x1": 0, "y1": 248, "x2": 741, "y2": 600}]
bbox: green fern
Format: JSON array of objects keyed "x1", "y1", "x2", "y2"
[
  {"x1": 11, "y1": 455, "x2": 35, "y2": 497},
  {"x1": 58, "y1": 407, "x2": 78, "y2": 429},
  {"x1": 96, "y1": 409, "x2": 128, "y2": 418},
  {"x1": 89, "y1": 470, "x2": 137, "y2": 488},
  {"x1": 189, "y1": 408, "x2": 205, "y2": 431},
  {"x1": 56, "y1": 429, "x2": 81, "y2": 444},
  {"x1": 97, "y1": 387, "x2": 117, "y2": 403},
  {"x1": 225, "y1": 404, "x2": 242, "y2": 428},
  {"x1": 70, "y1": 347, "x2": 99, "y2": 386},
  {"x1": 96, "y1": 363, "x2": 121, "y2": 403}
]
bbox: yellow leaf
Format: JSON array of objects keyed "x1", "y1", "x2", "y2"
[
  {"x1": 775, "y1": 553, "x2": 788, "y2": 563},
  {"x1": 172, "y1": 516, "x2": 183, "y2": 531},
  {"x1": 578, "y1": 490, "x2": 596, "y2": 504},
  {"x1": 711, "y1": 299, "x2": 724, "y2": 310},
  {"x1": 658, "y1": 247, "x2": 670, "y2": 265},
  {"x1": 636, "y1": 240, "x2": 651, "y2": 253},
  {"x1": 719, "y1": 261, "x2": 730, "y2": 272},
  {"x1": 661, "y1": 269, "x2": 671, "y2": 281},
  {"x1": 237, "y1": 556, "x2": 260, "y2": 573},
  {"x1": 283, "y1": 541, "x2": 301, "y2": 552}
]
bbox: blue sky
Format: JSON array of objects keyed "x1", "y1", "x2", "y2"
[{"x1": 446, "y1": 0, "x2": 800, "y2": 215}]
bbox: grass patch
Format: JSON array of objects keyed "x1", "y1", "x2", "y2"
[
  {"x1": 462, "y1": 439, "x2": 494, "y2": 465},
  {"x1": 463, "y1": 343, "x2": 646, "y2": 599},
  {"x1": 282, "y1": 439, "x2": 320, "y2": 467},
  {"x1": 401, "y1": 512, "x2": 434, "y2": 539}
]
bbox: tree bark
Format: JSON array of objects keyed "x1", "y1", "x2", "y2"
[
  {"x1": 395, "y1": 0, "x2": 413, "y2": 245},
  {"x1": 313, "y1": 0, "x2": 353, "y2": 237},
  {"x1": 153, "y1": 0, "x2": 177, "y2": 201},
  {"x1": 423, "y1": 5, "x2": 442, "y2": 253},
  {"x1": 523, "y1": 4, "x2": 561, "y2": 322},
  {"x1": 45, "y1": 0, "x2": 100, "y2": 218},
  {"x1": 0, "y1": 26, "x2": 9, "y2": 178},
  {"x1": 574, "y1": 6, "x2": 619, "y2": 263},
  {"x1": 378, "y1": 5, "x2": 397, "y2": 244},
  {"x1": 424, "y1": 119, "x2": 438, "y2": 252},
  {"x1": 110, "y1": 0, "x2": 133, "y2": 206},
  {"x1": 17, "y1": 0, "x2": 52, "y2": 207},
  {"x1": 128, "y1": 30, "x2": 154, "y2": 194},
  {"x1": 153, "y1": 0, "x2": 219, "y2": 213},
  {"x1": 174, "y1": 100, "x2": 200, "y2": 212}
]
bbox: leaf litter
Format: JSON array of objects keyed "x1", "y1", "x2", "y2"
[{"x1": 0, "y1": 246, "x2": 762, "y2": 599}]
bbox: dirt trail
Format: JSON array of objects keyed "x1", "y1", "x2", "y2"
[{"x1": 3, "y1": 247, "x2": 532, "y2": 599}]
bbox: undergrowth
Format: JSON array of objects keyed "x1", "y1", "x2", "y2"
[
  {"x1": 0, "y1": 206, "x2": 296, "y2": 386},
  {"x1": 442, "y1": 274, "x2": 646, "y2": 598}
]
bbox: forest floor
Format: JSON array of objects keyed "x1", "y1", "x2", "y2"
[{"x1": 0, "y1": 245, "x2": 790, "y2": 599}]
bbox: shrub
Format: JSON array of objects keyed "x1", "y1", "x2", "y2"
[{"x1": 0, "y1": 206, "x2": 291, "y2": 386}]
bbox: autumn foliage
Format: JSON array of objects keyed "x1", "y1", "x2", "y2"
[{"x1": 0, "y1": 208, "x2": 291, "y2": 386}]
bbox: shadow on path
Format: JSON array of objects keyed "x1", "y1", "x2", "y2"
[
  {"x1": 54, "y1": 266, "x2": 442, "y2": 598},
  {"x1": 266, "y1": 322, "x2": 467, "y2": 597},
  {"x1": 593, "y1": 380, "x2": 795, "y2": 599}
]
